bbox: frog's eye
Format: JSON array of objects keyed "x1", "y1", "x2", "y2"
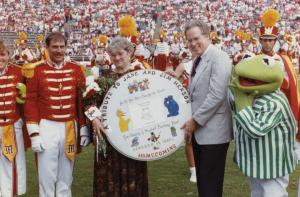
[
  {"x1": 241, "y1": 52, "x2": 255, "y2": 62},
  {"x1": 262, "y1": 56, "x2": 276, "y2": 68}
]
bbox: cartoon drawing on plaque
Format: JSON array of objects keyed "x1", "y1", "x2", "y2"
[
  {"x1": 170, "y1": 126, "x2": 177, "y2": 137},
  {"x1": 128, "y1": 79, "x2": 150, "y2": 93},
  {"x1": 148, "y1": 132, "x2": 161, "y2": 150},
  {"x1": 128, "y1": 80, "x2": 139, "y2": 94},
  {"x1": 164, "y1": 95, "x2": 179, "y2": 117},
  {"x1": 131, "y1": 136, "x2": 139, "y2": 147},
  {"x1": 139, "y1": 79, "x2": 150, "y2": 91},
  {"x1": 116, "y1": 109, "x2": 130, "y2": 132}
]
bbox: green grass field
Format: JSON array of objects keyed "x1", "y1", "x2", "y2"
[{"x1": 22, "y1": 143, "x2": 299, "y2": 197}]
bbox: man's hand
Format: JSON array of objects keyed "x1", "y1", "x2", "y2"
[
  {"x1": 181, "y1": 118, "x2": 199, "y2": 143},
  {"x1": 30, "y1": 135, "x2": 46, "y2": 153},
  {"x1": 80, "y1": 126, "x2": 91, "y2": 146},
  {"x1": 80, "y1": 136, "x2": 91, "y2": 146}
]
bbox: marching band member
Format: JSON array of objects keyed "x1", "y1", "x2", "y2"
[
  {"x1": 153, "y1": 30, "x2": 170, "y2": 71},
  {"x1": 169, "y1": 32, "x2": 182, "y2": 69},
  {"x1": 12, "y1": 32, "x2": 36, "y2": 65},
  {"x1": 132, "y1": 35, "x2": 151, "y2": 69},
  {"x1": 90, "y1": 34, "x2": 111, "y2": 79},
  {"x1": 0, "y1": 40, "x2": 27, "y2": 197},
  {"x1": 210, "y1": 31, "x2": 222, "y2": 49},
  {"x1": 257, "y1": 8, "x2": 300, "y2": 196},
  {"x1": 233, "y1": 31, "x2": 255, "y2": 65},
  {"x1": 24, "y1": 32, "x2": 90, "y2": 197}
]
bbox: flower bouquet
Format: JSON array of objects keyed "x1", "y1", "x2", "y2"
[{"x1": 83, "y1": 75, "x2": 115, "y2": 160}]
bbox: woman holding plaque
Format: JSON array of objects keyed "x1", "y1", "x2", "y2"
[{"x1": 84, "y1": 37, "x2": 148, "y2": 197}]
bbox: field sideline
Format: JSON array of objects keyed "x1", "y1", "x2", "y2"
[{"x1": 22, "y1": 143, "x2": 299, "y2": 197}]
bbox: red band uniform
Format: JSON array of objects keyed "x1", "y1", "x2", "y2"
[
  {"x1": 0, "y1": 65, "x2": 26, "y2": 197},
  {"x1": 24, "y1": 61, "x2": 88, "y2": 196}
]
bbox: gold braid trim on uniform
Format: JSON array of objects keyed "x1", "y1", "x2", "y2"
[
  {"x1": 2, "y1": 125, "x2": 17, "y2": 161},
  {"x1": 65, "y1": 120, "x2": 76, "y2": 161}
]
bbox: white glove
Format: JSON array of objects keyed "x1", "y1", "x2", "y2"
[
  {"x1": 295, "y1": 141, "x2": 300, "y2": 161},
  {"x1": 80, "y1": 135, "x2": 91, "y2": 146},
  {"x1": 80, "y1": 126, "x2": 91, "y2": 146},
  {"x1": 31, "y1": 136, "x2": 46, "y2": 153}
]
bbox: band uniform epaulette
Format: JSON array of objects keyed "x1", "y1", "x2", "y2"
[
  {"x1": 68, "y1": 60, "x2": 86, "y2": 76},
  {"x1": 21, "y1": 60, "x2": 45, "y2": 78}
]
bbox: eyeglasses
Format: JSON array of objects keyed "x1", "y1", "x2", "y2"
[{"x1": 186, "y1": 36, "x2": 200, "y2": 44}]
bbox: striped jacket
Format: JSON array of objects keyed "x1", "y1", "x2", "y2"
[{"x1": 232, "y1": 90, "x2": 298, "y2": 179}]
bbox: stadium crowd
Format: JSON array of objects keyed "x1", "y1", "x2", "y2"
[
  {"x1": 0, "y1": 1, "x2": 300, "y2": 196},
  {"x1": 0, "y1": 0, "x2": 299, "y2": 65}
]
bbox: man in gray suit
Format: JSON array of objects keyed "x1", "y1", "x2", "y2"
[{"x1": 181, "y1": 20, "x2": 233, "y2": 197}]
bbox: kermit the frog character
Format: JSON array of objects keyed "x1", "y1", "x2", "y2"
[{"x1": 230, "y1": 54, "x2": 298, "y2": 196}]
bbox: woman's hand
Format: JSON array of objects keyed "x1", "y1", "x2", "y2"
[
  {"x1": 165, "y1": 70, "x2": 177, "y2": 77},
  {"x1": 165, "y1": 63, "x2": 185, "y2": 79},
  {"x1": 92, "y1": 118, "x2": 106, "y2": 137}
]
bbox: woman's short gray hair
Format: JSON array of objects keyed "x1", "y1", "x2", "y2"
[
  {"x1": 107, "y1": 37, "x2": 134, "y2": 54},
  {"x1": 184, "y1": 20, "x2": 210, "y2": 37}
]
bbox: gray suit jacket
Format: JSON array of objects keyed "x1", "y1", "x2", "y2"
[{"x1": 189, "y1": 44, "x2": 233, "y2": 145}]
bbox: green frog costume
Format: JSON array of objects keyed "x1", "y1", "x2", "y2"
[{"x1": 230, "y1": 54, "x2": 298, "y2": 196}]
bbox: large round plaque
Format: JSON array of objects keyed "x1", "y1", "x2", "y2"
[{"x1": 100, "y1": 69, "x2": 192, "y2": 161}]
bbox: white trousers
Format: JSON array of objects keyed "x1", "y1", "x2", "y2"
[
  {"x1": 250, "y1": 175, "x2": 289, "y2": 197},
  {"x1": 0, "y1": 119, "x2": 26, "y2": 197},
  {"x1": 38, "y1": 119, "x2": 77, "y2": 197}
]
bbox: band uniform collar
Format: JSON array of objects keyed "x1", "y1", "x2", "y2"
[{"x1": 47, "y1": 60, "x2": 65, "y2": 69}]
